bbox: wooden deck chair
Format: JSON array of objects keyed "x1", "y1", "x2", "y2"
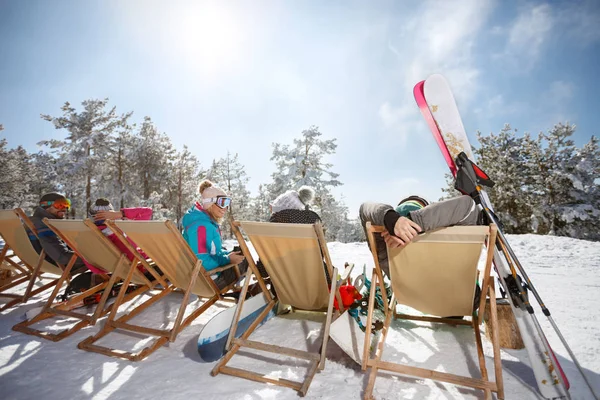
[
  {"x1": 362, "y1": 224, "x2": 503, "y2": 400},
  {"x1": 77, "y1": 219, "x2": 248, "y2": 361},
  {"x1": 0, "y1": 209, "x2": 64, "y2": 311},
  {"x1": 13, "y1": 218, "x2": 164, "y2": 341},
  {"x1": 212, "y1": 221, "x2": 352, "y2": 397}
]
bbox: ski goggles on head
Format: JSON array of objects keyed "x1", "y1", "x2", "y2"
[
  {"x1": 40, "y1": 198, "x2": 71, "y2": 211},
  {"x1": 204, "y1": 196, "x2": 232, "y2": 209}
]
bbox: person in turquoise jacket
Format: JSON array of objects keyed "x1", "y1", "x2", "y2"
[{"x1": 182, "y1": 180, "x2": 245, "y2": 289}]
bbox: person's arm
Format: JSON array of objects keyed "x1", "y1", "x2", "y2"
[
  {"x1": 408, "y1": 196, "x2": 479, "y2": 232},
  {"x1": 359, "y1": 202, "x2": 393, "y2": 228}
]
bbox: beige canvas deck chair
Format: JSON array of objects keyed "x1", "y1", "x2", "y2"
[
  {"x1": 0, "y1": 209, "x2": 64, "y2": 311},
  {"x1": 13, "y1": 218, "x2": 164, "y2": 341},
  {"x1": 212, "y1": 221, "x2": 352, "y2": 397},
  {"x1": 362, "y1": 224, "x2": 503, "y2": 400},
  {"x1": 77, "y1": 219, "x2": 248, "y2": 361}
]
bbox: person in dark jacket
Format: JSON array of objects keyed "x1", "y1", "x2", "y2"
[
  {"x1": 28, "y1": 193, "x2": 88, "y2": 275},
  {"x1": 256, "y1": 186, "x2": 330, "y2": 284},
  {"x1": 360, "y1": 195, "x2": 480, "y2": 278}
]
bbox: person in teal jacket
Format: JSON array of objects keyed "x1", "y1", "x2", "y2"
[{"x1": 182, "y1": 180, "x2": 245, "y2": 289}]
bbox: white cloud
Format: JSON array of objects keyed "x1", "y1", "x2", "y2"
[
  {"x1": 504, "y1": 4, "x2": 554, "y2": 71},
  {"x1": 379, "y1": 0, "x2": 496, "y2": 144}
]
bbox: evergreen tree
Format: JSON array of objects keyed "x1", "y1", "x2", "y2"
[
  {"x1": 40, "y1": 99, "x2": 131, "y2": 214},
  {"x1": 268, "y1": 126, "x2": 342, "y2": 197},
  {"x1": 269, "y1": 126, "x2": 349, "y2": 240},
  {"x1": 251, "y1": 184, "x2": 272, "y2": 222},
  {"x1": 166, "y1": 146, "x2": 203, "y2": 226},
  {"x1": 474, "y1": 125, "x2": 536, "y2": 233},
  {"x1": 97, "y1": 124, "x2": 137, "y2": 209},
  {"x1": 207, "y1": 151, "x2": 251, "y2": 237},
  {"x1": 528, "y1": 123, "x2": 579, "y2": 235},
  {"x1": 29, "y1": 151, "x2": 60, "y2": 202},
  {"x1": 0, "y1": 131, "x2": 36, "y2": 209},
  {"x1": 130, "y1": 116, "x2": 175, "y2": 204}
]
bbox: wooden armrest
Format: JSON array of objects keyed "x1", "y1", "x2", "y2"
[{"x1": 211, "y1": 263, "x2": 237, "y2": 274}]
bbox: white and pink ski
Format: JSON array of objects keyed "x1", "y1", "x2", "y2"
[{"x1": 414, "y1": 74, "x2": 570, "y2": 400}]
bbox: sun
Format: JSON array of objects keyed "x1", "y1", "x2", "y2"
[{"x1": 169, "y1": 3, "x2": 243, "y2": 77}]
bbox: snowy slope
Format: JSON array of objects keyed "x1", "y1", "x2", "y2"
[{"x1": 0, "y1": 234, "x2": 599, "y2": 400}]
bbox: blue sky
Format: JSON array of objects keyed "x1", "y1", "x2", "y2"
[{"x1": 1, "y1": 0, "x2": 599, "y2": 217}]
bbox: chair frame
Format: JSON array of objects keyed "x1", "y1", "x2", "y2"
[
  {"x1": 12, "y1": 218, "x2": 160, "y2": 341},
  {"x1": 0, "y1": 208, "x2": 63, "y2": 311},
  {"x1": 77, "y1": 219, "x2": 246, "y2": 361},
  {"x1": 362, "y1": 223, "x2": 503, "y2": 400},
  {"x1": 211, "y1": 220, "x2": 352, "y2": 397}
]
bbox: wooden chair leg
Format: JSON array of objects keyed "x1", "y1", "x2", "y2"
[
  {"x1": 318, "y1": 266, "x2": 338, "y2": 370},
  {"x1": 488, "y1": 281, "x2": 504, "y2": 399}
]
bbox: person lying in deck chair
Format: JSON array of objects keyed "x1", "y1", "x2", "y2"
[
  {"x1": 360, "y1": 195, "x2": 483, "y2": 315},
  {"x1": 88, "y1": 198, "x2": 157, "y2": 281},
  {"x1": 28, "y1": 193, "x2": 88, "y2": 275},
  {"x1": 255, "y1": 186, "x2": 325, "y2": 279},
  {"x1": 182, "y1": 180, "x2": 246, "y2": 290}
]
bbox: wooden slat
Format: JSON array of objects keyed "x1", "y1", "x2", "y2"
[
  {"x1": 219, "y1": 366, "x2": 303, "y2": 391},
  {"x1": 51, "y1": 308, "x2": 94, "y2": 321},
  {"x1": 395, "y1": 313, "x2": 473, "y2": 326},
  {"x1": 367, "y1": 359, "x2": 499, "y2": 391},
  {"x1": 110, "y1": 321, "x2": 170, "y2": 337},
  {"x1": 234, "y1": 338, "x2": 320, "y2": 361}
]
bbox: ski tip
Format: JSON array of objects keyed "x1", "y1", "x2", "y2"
[
  {"x1": 413, "y1": 80, "x2": 425, "y2": 98},
  {"x1": 426, "y1": 73, "x2": 446, "y2": 82}
]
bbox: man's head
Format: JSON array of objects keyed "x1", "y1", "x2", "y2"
[
  {"x1": 395, "y1": 195, "x2": 429, "y2": 217},
  {"x1": 39, "y1": 193, "x2": 71, "y2": 219}
]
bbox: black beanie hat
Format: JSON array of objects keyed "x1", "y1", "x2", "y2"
[
  {"x1": 89, "y1": 198, "x2": 114, "y2": 217},
  {"x1": 39, "y1": 193, "x2": 67, "y2": 209}
]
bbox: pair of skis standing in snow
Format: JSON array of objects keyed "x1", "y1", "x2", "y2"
[{"x1": 414, "y1": 74, "x2": 597, "y2": 400}]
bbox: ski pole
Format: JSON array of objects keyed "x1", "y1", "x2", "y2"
[{"x1": 481, "y1": 197, "x2": 599, "y2": 400}]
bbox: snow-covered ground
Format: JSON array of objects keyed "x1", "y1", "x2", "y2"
[{"x1": 1, "y1": 234, "x2": 599, "y2": 400}]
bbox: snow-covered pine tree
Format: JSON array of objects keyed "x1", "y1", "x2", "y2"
[
  {"x1": 96, "y1": 124, "x2": 137, "y2": 209},
  {"x1": 206, "y1": 151, "x2": 251, "y2": 238},
  {"x1": 40, "y1": 99, "x2": 131, "y2": 214},
  {"x1": 268, "y1": 126, "x2": 342, "y2": 198},
  {"x1": 268, "y1": 126, "x2": 351, "y2": 240},
  {"x1": 250, "y1": 184, "x2": 272, "y2": 222},
  {"x1": 527, "y1": 123, "x2": 578, "y2": 236},
  {"x1": 166, "y1": 145, "x2": 203, "y2": 226},
  {"x1": 474, "y1": 124, "x2": 537, "y2": 233},
  {"x1": 0, "y1": 130, "x2": 36, "y2": 209},
  {"x1": 130, "y1": 116, "x2": 175, "y2": 206},
  {"x1": 556, "y1": 134, "x2": 600, "y2": 240}
]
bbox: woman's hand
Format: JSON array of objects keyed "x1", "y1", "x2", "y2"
[
  {"x1": 229, "y1": 251, "x2": 245, "y2": 265},
  {"x1": 93, "y1": 210, "x2": 124, "y2": 221}
]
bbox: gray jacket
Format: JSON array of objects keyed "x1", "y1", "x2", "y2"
[
  {"x1": 359, "y1": 196, "x2": 480, "y2": 277},
  {"x1": 29, "y1": 207, "x2": 86, "y2": 272}
]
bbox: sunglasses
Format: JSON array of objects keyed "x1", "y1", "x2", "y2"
[
  {"x1": 204, "y1": 196, "x2": 232, "y2": 209},
  {"x1": 41, "y1": 198, "x2": 71, "y2": 211}
]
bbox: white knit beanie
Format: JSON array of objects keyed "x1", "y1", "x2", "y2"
[
  {"x1": 271, "y1": 186, "x2": 315, "y2": 213},
  {"x1": 199, "y1": 181, "x2": 227, "y2": 208}
]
